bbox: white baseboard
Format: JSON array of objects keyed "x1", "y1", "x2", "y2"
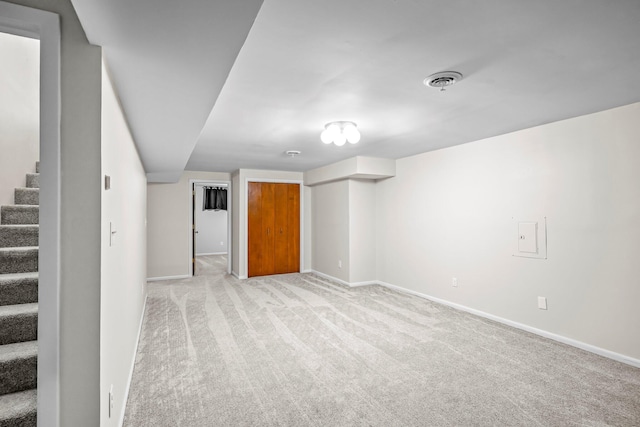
[
  {"x1": 119, "y1": 293, "x2": 147, "y2": 427},
  {"x1": 146, "y1": 274, "x2": 190, "y2": 282},
  {"x1": 303, "y1": 270, "x2": 640, "y2": 368},
  {"x1": 377, "y1": 280, "x2": 640, "y2": 369},
  {"x1": 231, "y1": 270, "x2": 247, "y2": 280},
  {"x1": 196, "y1": 252, "x2": 228, "y2": 256},
  {"x1": 309, "y1": 270, "x2": 376, "y2": 288}
]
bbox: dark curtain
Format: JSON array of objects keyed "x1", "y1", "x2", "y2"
[{"x1": 203, "y1": 187, "x2": 227, "y2": 211}]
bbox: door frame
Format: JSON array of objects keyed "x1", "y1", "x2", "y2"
[
  {"x1": 244, "y1": 178, "x2": 304, "y2": 278},
  {"x1": 188, "y1": 179, "x2": 232, "y2": 276},
  {"x1": 0, "y1": 2, "x2": 61, "y2": 425}
]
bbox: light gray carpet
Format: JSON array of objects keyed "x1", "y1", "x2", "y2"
[{"x1": 124, "y1": 255, "x2": 640, "y2": 426}]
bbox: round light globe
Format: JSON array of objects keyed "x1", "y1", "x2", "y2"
[
  {"x1": 320, "y1": 129, "x2": 333, "y2": 144},
  {"x1": 343, "y1": 124, "x2": 360, "y2": 144},
  {"x1": 334, "y1": 133, "x2": 347, "y2": 146}
]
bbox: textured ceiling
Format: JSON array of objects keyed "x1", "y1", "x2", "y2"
[{"x1": 71, "y1": 0, "x2": 640, "y2": 180}]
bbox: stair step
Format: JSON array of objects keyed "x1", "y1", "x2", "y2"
[
  {"x1": 0, "y1": 304, "x2": 37, "y2": 346},
  {"x1": 0, "y1": 389, "x2": 36, "y2": 427},
  {"x1": 25, "y1": 174, "x2": 39, "y2": 189},
  {"x1": 0, "y1": 206, "x2": 38, "y2": 225},
  {"x1": 0, "y1": 341, "x2": 37, "y2": 396},
  {"x1": 0, "y1": 225, "x2": 39, "y2": 248},
  {"x1": 14, "y1": 188, "x2": 39, "y2": 206},
  {"x1": 0, "y1": 248, "x2": 38, "y2": 275},
  {"x1": 0, "y1": 273, "x2": 38, "y2": 306},
  {"x1": 35, "y1": 161, "x2": 39, "y2": 174}
]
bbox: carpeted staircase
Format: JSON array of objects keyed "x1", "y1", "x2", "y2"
[{"x1": 0, "y1": 162, "x2": 39, "y2": 426}]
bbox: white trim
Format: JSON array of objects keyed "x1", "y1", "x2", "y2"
[
  {"x1": 0, "y1": 3, "x2": 61, "y2": 425},
  {"x1": 118, "y1": 293, "x2": 147, "y2": 427},
  {"x1": 196, "y1": 252, "x2": 228, "y2": 256},
  {"x1": 232, "y1": 271, "x2": 247, "y2": 280},
  {"x1": 146, "y1": 274, "x2": 190, "y2": 282},
  {"x1": 188, "y1": 179, "x2": 232, "y2": 276},
  {"x1": 376, "y1": 280, "x2": 640, "y2": 369},
  {"x1": 244, "y1": 178, "x2": 304, "y2": 279},
  {"x1": 304, "y1": 270, "x2": 640, "y2": 368},
  {"x1": 309, "y1": 270, "x2": 376, "y2": 288}
]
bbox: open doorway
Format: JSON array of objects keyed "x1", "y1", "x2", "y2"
[
  {"x1": 189, "y1": 179, "x2": 232, "y2": 276},
  {"x1": 0, "y1": 2, "x2": 61, "y2": 423},
  {"x1": 0, "y1": 31, "x2": 39, "y2": 207}
]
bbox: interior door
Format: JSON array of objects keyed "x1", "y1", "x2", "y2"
[
  {"x1": 248, "y1": 182, "x2": 275, "y2": 277},
  {"x1": 274, "y1": 183, "x2": 300, "y2": 274},
  {"x1": 249, "y1": 182, "x2": 300, "y2": 277}
]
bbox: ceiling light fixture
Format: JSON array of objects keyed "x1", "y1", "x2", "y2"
[
  {"x1": 423, "y1": 71, "x2": 463, "y2": 91},
  {"x1": 320, "y1": 121, "x2": 360, "y2": 146},
  {"x1": 285, "y1": 150, "x2": 301, "y2": 157}
]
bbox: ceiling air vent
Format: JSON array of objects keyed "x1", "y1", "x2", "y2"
[{"x1": 423, "y1": 71, "x2": 463, "y2": 90}]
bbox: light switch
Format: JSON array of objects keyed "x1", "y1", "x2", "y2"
[
  {"x1": 518, "y1": 222, "x2": 538, "y2": 253},
  {"x1": 109, "y1": 222, "x2": 117, "y2": 247}
]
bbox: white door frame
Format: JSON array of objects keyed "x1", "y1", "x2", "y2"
[
  {"x1": 0, "y1": 2, "x2": 61, "y2": 425},
  {"x1": 188, "y1": 179, "x2": 232, "y2": 275}
]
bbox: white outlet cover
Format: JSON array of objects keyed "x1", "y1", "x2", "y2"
[{"x1": 538, "y1": 296, "x2": 548, "y2": 310}]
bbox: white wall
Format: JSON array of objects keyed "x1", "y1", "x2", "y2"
[
  {"x1": 0, "y1": 31, "x2": 39, "y2": 206},
  {"x1": 311, "y1": 179, "x2": 350, "y2": 282},
  {"x1": 311, "y1": 178, "x2": 377, "y2": 284},
  {"x1": 376, "y1": 102, "x2": 640, "y2": 361},
  {"x1": 349, "y1": 179, "x2": 376, "y2": 283},
  {"x1": 195, "y1": 184, "x2": 228, "y2": 254},
  {"x1": 100, "y1": 59, "x2": 147, "y2": 426},
  {"x1": 147, "y1": 170, "x2": 230, "y2": 279},
  {"x1": 232, "y1": 172, "x2": 240, "y2": 274}
]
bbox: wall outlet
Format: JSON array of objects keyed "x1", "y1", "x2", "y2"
[
  {"x1": 538, "y1": 296, "x2": 548, "y2": 310},
  {"x1": 452, "y1": 277, "x2": 458, "y2": 287},
  {"x1": 338, "y1": 260, "x2": 342, "y2": 269},
  {"x1": 109, "y1": 385, "x2": 114, "y2": 418}
]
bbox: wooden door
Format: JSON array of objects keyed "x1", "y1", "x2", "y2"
[
  {"x1": 248, "y1": 182, "x2": 275, "y2": 277},
  {"x1": 274, "y1": 183, "x2": 300, "y2": 274},
  {"x1": 248, "y1": 182, "x2": 300, "y2": 277}
]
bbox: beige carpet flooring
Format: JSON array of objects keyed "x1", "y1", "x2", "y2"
[{"x1": 123, "y1": 255, "x2": 640, "y2": 426}]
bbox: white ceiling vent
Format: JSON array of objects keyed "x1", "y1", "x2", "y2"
[{"x1": 423, "y1": 71, "x2": 463, "y2": 90}]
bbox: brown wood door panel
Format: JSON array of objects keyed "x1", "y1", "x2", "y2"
[
  {"x1": 261, "y1": 183, "x2": 276, "y2": 276},
  {"x1": 287, "y1": 183, "x2": 300, "y2": 273},
  {"x1": 248, "y1": 182, "x2": 274, "y2": 277},
  {"x1": 273, "y1": 184, "x2": 289, "y2": 274},
  {"x1": 248, "y1": 182, "x2": 262, "y2": 277},
  {"x1": 248, "y1": 182, "x2": 299, "y2": 277}
]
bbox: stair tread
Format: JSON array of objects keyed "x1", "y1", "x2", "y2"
[
  {"x1": 0, "y1": 341, "x2": 37, "y2": 362},
  {"x1": 0, "y1": 247, "x2": 38, "y2": 253},
  {"x1": 0, "y1": 272, "x2": 38, "y2": 282},
  {"x1": 0, "y1": 205, "x2": 39, "y2": 209},
  {"x1": 0, "y1": 303, "x2": 37, "y2": 317},
  {"x1": 0, "y1": 389, "x2": 36, "y2": 423},
  {"x1": 0, "y1": 225, "x2": 39, "y2": 229}
]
